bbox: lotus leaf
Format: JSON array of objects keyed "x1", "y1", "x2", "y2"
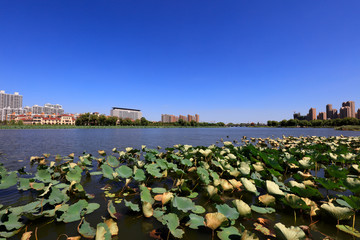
[
  {"x1": 336, "y1": 225, "x2": 360, "y2": 238},
  {"x1": 20, "y1": 231, "x2": 32, "y2": 240},
  {"x1": 145, "y1": 164, "x2": 162, "y2": 178},
  {"x1": 233, "y1": 199, "x2": 251, "y2": 217},
  {"x1": 207, "y1": 185, "x2": 218, "y2": 197},
  {"x1": 188, "y1": 191, "x2": 199, "y2": 198},
  {"x1": 162, "y1": 192, "x2": 174, "y2": 205},
  {"x1": 205, "y1": 212, "x2": 228, "y2": 230},
  {"x1": 18, "y1": 178, "x2": 31, "y2": 191},
  {"x1": 134, "y1": 168, "x2": 146, "y2": 181},
  {"x1": 344, "y1": 177, "x2": 360, "y2": 193},
  {"x1": 241, "y1": 230, "x2": 259, "y2": 240},
  {"x1": 163, "y1": 213, "x2": 184, "y2": 238},
  {"x1": 282, "y1": 194, "x2": 308, "y2": 210},
  {"x1": 48, "y1": 187, "x2": 70, "y2": 205},
  {"x1": 216, "y1": 204, "x2": 239, "y2": 220},
  {"x1": 274, "y1": 223, "x2": 306, "y2": 240},
  {"x1": 220, "y1": 179, "x2": 234, "y2": 191},
  {"x1": 29, "y1": 182, "x2": 45, "y2": 190},
  {"x1": 288, "y1": 180, "x2": 305, "y2": 189},
  {"x1": 78, "y1": 218, "x2": 96, "y2": 239},
  {"x1": 181, "y1": 158, "x2": 193, "y2": 167},
  {"x1": 197, "y1": 167, "x2": 210, "y2": 184},
  {"x1": 95, "y1": 222, "x2": 111, "y2": 240},
  {"x1": 266, "y1": 180, "x2": 285, "y2": 196},
  {"x1": 61, "y1": 199, "x2": 89, "y2": 223},
  {"x1": 228, "y1": 179, "x2": 242, "y2": 189},
  {"x1": 258, "y1": 194, "x2": 276, "y2": 206},
  {"x1": 35, "y1": 169, "x2": 52, "y2": 183},
  {"x1": 124, "y1": 200, "x2": 140, "y2": 212},
  {"x1": 115, "y1": 165, "x2": 132, "y2": 179},
  {"x1": 217, "y1": 226, "x2": 241, "y2": 240},
  {"x1": 192, "y1": 205, "x2": 206, "y2": 214},
  {"x1": 186, "y1": 213, "x2": 205, "y2": 229},
  {"x1": 107, "y1": 200, "x2": 118, "y2": 219},
  {"x1": 172, "y1": 196, "x2": 196, "y2": 212},
  {"x1": 142, "y1": 201, "x2": 153, "y2": 218},
  {"x1": 241, "y1": 177, "x2": 259, "y2": 195},
  {"x1": 86, "y1": 203, "x2": 100, "y2": 214},
  {"x1": 140, "y1": 185, "x2": 154, "y2": 204},
  {"x1": 239, "y1": 162, "x2": 251, "y2": 175},
  {"x1": 152, "y1": 187, "x2": 167, "y2": 193},
  {"x1": 107, "y1": 156, "x2": 120, "y2": 168},
  {"x1": 0, "y1": 172, "x2": 17, "y2": 189},
  {"x1": 250, "y1": 205, "x2": 275, "y2": 214},
  {"x1": 254, "y1": 223, "x2": 275, "y2": 237},
  {"x1": 320, "y1": 202, "x2": 353, "y2": 220},
  {"x1": 104, "y1": 218, "x2": 118, "y2": 236}
]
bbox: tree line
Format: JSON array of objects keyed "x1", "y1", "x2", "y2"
[
  {"x1": 75, "y1": 113, "x2": 225, "y2": 127},
  {"x1": 267, "y1": 117, "x2": 360, "y2": 127}
]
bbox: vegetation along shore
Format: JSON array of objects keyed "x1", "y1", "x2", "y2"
[{"x1": 1, "y1": 136, "x2": 360, "y2": 239}]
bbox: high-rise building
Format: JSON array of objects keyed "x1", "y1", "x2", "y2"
[
  {"x1": 340, "y1": 106, "x2": 351, "y2": 118},
  {"x1": 342, "y1": 101, "x2": 355, "y2": 118},
  {"x1": 307, "y1": 108, "x2": 316, "y2": 121},
  {"x1": 0, "y1": 90, "x2": 23, "y2": 109},
  {"x1": 162, "y1": 113, "x2": 199, "y2": 123},
  {"x1": 326, "y1": 104, "x2": 333, "y2": 119},
  {"x1": 110, "y1": 107, "x2": 142, "y2": 120},
  {"x1": 357, "y1": 109, "x2": 360, "y2": 119},
  {"x1": 195, "y1": 114, "x2": 199, "y2": 122},
  {"x1": 317, "y1": 112, "x2": 326, "y2": 120}
]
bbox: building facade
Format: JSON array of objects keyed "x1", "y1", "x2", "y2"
[
  {"x1": 110, "y1": 107, "x2": 142, "y2": 120},
  {"x1": 342, "y1": 101, "x2": 355, "y2": 118},
  {"x1": 161, "y1": 113, "x2": 199, "y2": 123},
  {"x1": 0, "y1": 90, "x2": 23, "y2": 109},
  {"x1": 307, "y1": 108, "x2": 316, "y2": 121}
]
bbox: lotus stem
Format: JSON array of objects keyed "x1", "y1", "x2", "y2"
[
  {"x1": 353, "y1": 214, "x2": 356, "y2": 232},
  {"x1": 294, "y1": 210, "x2": 296, "y2": 224},
  {"x1": 167, "y1": 229, "x2": 170, "y2": 240},
  {"x1": 211, "y1": 229, "x2": 214, "y2": 240}
]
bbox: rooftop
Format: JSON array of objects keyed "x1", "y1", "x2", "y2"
[{"x1": 112, "y1": 107, "x2": 141, "y2": 112}]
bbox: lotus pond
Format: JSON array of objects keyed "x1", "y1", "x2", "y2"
[{"x1": 1, "y1": 135, "x2": 360, "y2": 240}]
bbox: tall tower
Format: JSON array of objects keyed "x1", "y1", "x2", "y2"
[
  {"x1": 342, "y1": 101, "x2": 356, "y2": 118},
  {"x1": 307, "y1": 108, "x2": 316, "y2": 121},
  {"x1": 326, "y1": 104, "x2": 333, "y2": 119}
]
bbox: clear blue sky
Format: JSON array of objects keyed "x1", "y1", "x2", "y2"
[{"x1": 1, "y1": 1, "x2": 359, "y2": 123}]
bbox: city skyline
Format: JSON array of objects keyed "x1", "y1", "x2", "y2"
[{"x1": 1, "y1": 1, "x2": 360, "y2": 123}]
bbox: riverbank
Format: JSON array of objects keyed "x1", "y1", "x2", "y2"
[
  {"x1": 0, "y1": 125, "x2": 224, "y2": 129},
  {"x1": 334, "y1": 125, "x2": 360, "y2": 131}
]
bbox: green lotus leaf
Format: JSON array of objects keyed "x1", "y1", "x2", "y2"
[
  {"x1": 61, "y1": 199, "x2": 88, "y2": 223},
  {"x1": 19, "y1": 200, "x2": 42, "y2": 213},
  {"x1": 216, "y1": 204, "x2": 239, "y2": 220},
  {"x1": 90, "y1": 171, "x2": 103, "y2": 176},
  {"x1": 326, "y1": 165, "x2": 349, "y2": 179},
  {"x1": 197, "y1": 167, "x2": 210, "y2": 185},
  {"x1": 172, "y1": 196, "x2": 196, "y2": 212},
  {"x1": 145, "y1": 164, "x2": 162, "y2": 178},
  {"x1": 4, "y1": 212, "x2": 24, "y2": 231},
  {"x1": 66, "y1": 166, "x2": 83, "y2": 183},
  {"x1": 274, "y1": 223, "x2": 305, "y2": 240},
  {"x1": 155, "y1": 159, "x2": 168, "y2": 170},
  {"x1": 315, "y1": 178, "x2": 341, "y2": 190},
  {"x1": 217, "y1": 226, "x2": 241, "y2": 240},
  {"x1": 18, "y1": 178, "x2": 31, "y2": 191},
  {"x1": 124, "y1": 200, "x2": 140, "y2": 212},
  {"x1": 266, "y1": 180, "x2": 285, "y2": 196},
  {"x1": 340, "y1": 195, "x2": 360, "y2": 210},
  {"x1": 0, "y1": 172, "x2": 17, "y2": 189},
  {"x1": 30, "y1": 182, "x2": 45, "y2": 191},
  {"x1": 115, "y1": 165, "x2": 132, "y2": 179},
  {"x1": 35, "y1": 169, "x2": 52, "y2": 183},
  {"x1": 186, "y1": 213, "x2": 205, "y2": 229},
  {"x1": 96, "y1": 222, "x2": 111, "y2": 240},
  {"x1": 153, "y1": 207, "x2": 166, "y2": 224},
  {"x1": 188, "y1": 192, "x2": 199, "y2": 198},
  {"x1": 180, "y1": 158, "x2": 193, "y2": 167},
  {"x1": 48, "y1": 187, "x2": 70, "y2": 205},
  {"x1": 107, "y1": 200, "x2": 118, "y2": 219},
  {"x1": 134, "y1": 168, "x2": 146, "y2": 182},
  {"x1": 54, "y1": 183, "x2": 69, "y2": 189},
  {"x1": 101, "y1": 164, "x2": 114, "y2": 180},
  {"x1": 107, "y1": 156, "x2": 120, "y2": 168},
  {"x1": 192, "y1": 205, "x2": 206, "y2": 214},
  {"x1": 282, "y1": 194, "x2": 309, "y2": 210},
  {"x1": 241, "y1": 178, "x2": 259, "y2": 195},
  {"x1": 233, "y1": 199, "x2": 251, "y2": 217},
  {"x1": 250, "y1": 205, "x2": 275, "y2": 214},
  {"x1": 78, "y1": 218, "x2": 96, "y2": 239},
  {"x1": 86, "y1": 203, "x2": 100, "y2": 214},
  {"x1": 152, "y1": 187, "x2": 167, "y2": 194},
  {"x1": 320, "y1": 202, "x2": 354, "y2": 220},
  {"x1": 140, "y1": 185, "x2": 154, "y2": 204},
  {"x1": 290, "y1": 186, "x2": 323, "y2": 199},
  {"x1": 163, "y1": 213, "x2": 184, "y2": 238},
  {"x1": 336, "y1": 225, "x2": 360, "y2": 238}
]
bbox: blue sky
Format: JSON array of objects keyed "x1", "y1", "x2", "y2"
[{"x1": 1, "y1": 1, "x2": 359, "y2": 123}]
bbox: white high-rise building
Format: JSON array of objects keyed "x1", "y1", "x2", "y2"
[
  {"x1": 110, "y1": 107, "x2": 142, "y2": 120},
  {"x1": 0, "y1": 90, "x2": 23, "y2": 109}
]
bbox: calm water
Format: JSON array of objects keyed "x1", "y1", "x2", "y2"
[{"x1": 1, "y1": 127, "x2": 360, "y2": 239}]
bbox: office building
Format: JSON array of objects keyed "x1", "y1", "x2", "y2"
[
  {"x1": 110, "y1": 107, "x2": 142, "y2": 120},
  {"x1": 340, "y1": 106, "x2": 351, "y2": 118}
]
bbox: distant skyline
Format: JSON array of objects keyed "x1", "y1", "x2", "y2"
[{"x1": 1, "y1": 1, "x2": 360, "y2": 123}]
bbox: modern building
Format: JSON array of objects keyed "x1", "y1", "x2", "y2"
[
  {"x1": 307, "y1": 108, "x2": 316, "y2": 121},
  {"x1": 110, "y1": 107, "x2": 142, "y2": 120},
  {"x1": 317, "y1": 112, "x2": 326, "y2": 120},
  {"x1": 29, "y1": 103, "x2": 64, "y2": 115},
  {"x1": 340, "y1": 106, "x2": 351, "y2": 118},
  {"x1": 161, "y1": 113, "x2": 199, "y2": 123},
  {"x1": 342, "y1": 101, "x2": 355, "y2": 118},
  {"x1": 0, "y1": 90, "x2": 23, "y2": 109}
]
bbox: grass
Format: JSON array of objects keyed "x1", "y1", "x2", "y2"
[{"x1": 334, "y1": 125, "x2": 360, "y2": 131}]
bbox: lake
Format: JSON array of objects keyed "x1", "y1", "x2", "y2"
[{"x1": 1, "y1": 127, "x2": 360, "y2": 239}]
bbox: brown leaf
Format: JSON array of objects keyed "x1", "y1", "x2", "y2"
[
  {"x1": 257, "y1": 217, "x2": 271, "y2": 226},
  {"x1": 149, "y1": 229, "x2": 162, "y2": 240},
  {"x1": 154, "y1": 194, "x2": 163, "y2": 202},
  {"x1": 67, "y1": 237, "x2": 81, "y2": 240},
  {"x1": 21, "y1": 231, "x2": 32, "y2": 240},
  {"x1": 104, "y1": 218, "x2": 119, "y2": 236}
]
